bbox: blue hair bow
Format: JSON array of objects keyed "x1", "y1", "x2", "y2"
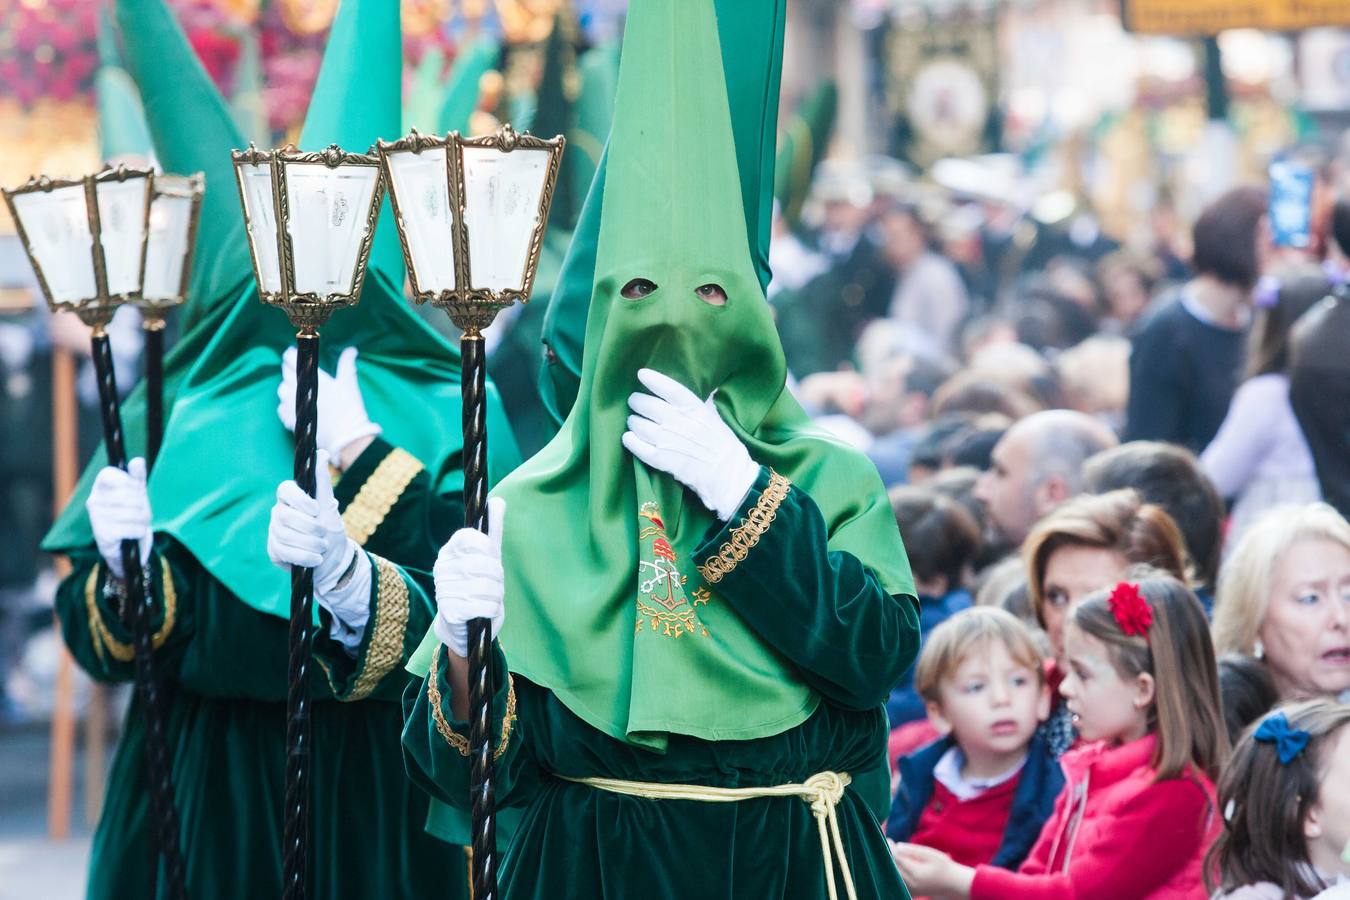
[{"x1": 1253, "y1": 712, "x2": 1311, "y2": 765}]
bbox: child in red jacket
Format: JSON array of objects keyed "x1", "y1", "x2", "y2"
[
  {"x1": 887, "y1": 608, "x2": 1063, "y2": 872},
  {"x1": 893, "y1": 574, "x2": 1229, "y2": 899}
]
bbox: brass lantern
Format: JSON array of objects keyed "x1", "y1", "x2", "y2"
[
  {"x1": 231, "y1": 143, "x2": 385, "y2": 333},
  {"x1": 376, "y1": 122, "x2": 564, "y2": 900},
  {"x1": 137, "y1": 172, "x2": 206, "y2": 325},
  {"x1": 376, "y1": 124, "x2": 564, "y2": 335},
  {"x1": 2, "y1": 164, "x2": 153, "y2": 329}
]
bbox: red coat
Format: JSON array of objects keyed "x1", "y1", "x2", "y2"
[{"x1": 970, "y1": 734, "x2": 1219, "y2": 900}]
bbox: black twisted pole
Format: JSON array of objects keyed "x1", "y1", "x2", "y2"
[
  {"x1": 282, "y1": 330, "x2": 318, "y2": 900},
  {"x1": 143, "y1": 321, "x2": 164, "y2": 472},
  {"x1": 461, "y1": 333, "x2": 497, "y2": 900},
  {"x1": 90, "y1": 329, "x2": 187, "y2": 900}
]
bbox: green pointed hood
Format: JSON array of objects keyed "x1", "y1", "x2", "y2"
[
  {"x1": 413, "y1": 0, "x2": 912, "y2": 750},
  {"x1": 44, "y1": 0, "x2": 520, "y2": 618},
  {"x1": 774, "y1": 80, "x2": 837, "y2": 229},
  {"x1": 404, "y1": 45, "x2": 447, "y2": 134},
  {"x1": 437, "y1": 37, "x2": 499, "y2": 134},
  {"x1": 111, "y1": 0, "x2": 253, "y2": 327},
  {"x1": 298, "y1": 0, "x2": 404, "y2": 281},
  {"x1": 529, "y1": 11, "x2": 582, "y2": 230},
  {"x1": 228, "y1": 26, "x2": 269, "y2": 145},
  {"x1": 572, "y1": 40, "x2": 619, "y2": 174},
  {"x1": 537, "y1": 0, "x2": 783, "y2": 426},
  {"x1": 95, "y1": 9, "x2": 153, "y2": 162}
]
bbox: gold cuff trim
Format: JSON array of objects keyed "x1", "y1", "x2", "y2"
[
  {"x1": 427, "y1": 643, "x2": 518, "y2": 761},
  {"x1": 341, "y1": 447, "x2": 424, "y2": 546},
  {"x1": 85, "y1": 558, "x2": 178, "y2": 664},
  {"x1": 697, "y1": 470, "x2": 791, "y2": 585},
  {"x1": 336, "y1": 555, "x2": 410, "y2": 702}
]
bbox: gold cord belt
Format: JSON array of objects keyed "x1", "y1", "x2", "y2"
[{"x1": 558, "y1": 771, "x2": 857, "y2": 900}]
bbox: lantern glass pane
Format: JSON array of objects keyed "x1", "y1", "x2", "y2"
[
  {"x1": 237, "y1": 163, "x2": 282, "y2": 293},
  {"x1": 283, "y1": 162, "x2": 379, "y2": 297},
  {"x1": 384, "y1": 147, "x2": 456, "y2": 292},
  {"x1": 95, "y1": 175, "x2": 150, "y2": 296},
  {"x1": 11, "y1": 184, "x2": 97, "y2": 305},
  {"x1": 461, "y1": 145, "x2": 550, "y2": 292},
  {"x1": 143, "y1": 191, "x2": 194, "y2": 302}
]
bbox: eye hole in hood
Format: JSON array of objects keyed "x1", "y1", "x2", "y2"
[
  {"x1": 695, "y1": 283, "x2": 727, "y2": 306},
  {"x1": 621, "y1": 278, "x2": 658, "y2": 300}
]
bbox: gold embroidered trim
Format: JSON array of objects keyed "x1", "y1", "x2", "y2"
[
  {"x1": 341, "y1": 447, "x2": 424, "y2": 546},
  {"x1": 336, "y1": 555, "x2": 410, "y2": 702},
  {"x1": 427, "y1": 643, "x2": 518, "y2": 761},
  {"x1": 697, "y1": 470, "x2": 791, "y2": 585},
  {"x1": 85, "y1": 558, "x2": 178, "y2": 664}
]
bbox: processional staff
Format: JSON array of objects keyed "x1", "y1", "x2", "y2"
[
  {"x1": 136, "y1": 173, "x2": 204, "y2": 470},
  {"x1": 231, "y1": 142, "x2": 385, "y2": 900},
  {"x1": 4, "y1": 163, "x2": 199, "y2": 900},
  {"x1": 377, "y1": 123, "x2": 564, "y2": 900}
]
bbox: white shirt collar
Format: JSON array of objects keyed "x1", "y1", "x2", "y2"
[{"x1": 932, "y1": 745, "x2": 1027, "y2": 801}]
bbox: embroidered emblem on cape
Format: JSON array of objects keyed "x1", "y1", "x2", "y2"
[{"x1": 636, "y1": 501, "x2": 709, "y2": 638}]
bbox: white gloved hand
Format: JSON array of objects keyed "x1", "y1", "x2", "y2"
[
  {"x1": 277, "y1": 346, "x2": 382, "y2": 463},
  {"x1": 621, "y1": 368, "x2": 760, "y2": 521},
  {"x1": 87, "y1": 457, "x2": 153, "y2": 579},
  {"x1": 433, "y1": 497, "x2": 506, "y2": 658},
  {"x1": 267, "y1": 450, "x2": 369, "y2": 631}
]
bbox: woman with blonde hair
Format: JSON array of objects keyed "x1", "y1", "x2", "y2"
[
  {"x1": 1213, "y1": 503, "x2": 1350, "y2": 703},
  {"x1": 1021, "y1": 489, "x2": 1189, "y2": 755}
]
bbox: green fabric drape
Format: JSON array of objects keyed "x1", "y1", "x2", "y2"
[
  {"x1": 43, "y1": 0, "x2": 520, "y2": 619},
  {"x1": 412, "y1": 0, "x2": 913, "y2": 753}
]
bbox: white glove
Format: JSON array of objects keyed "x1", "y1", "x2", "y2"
[
  {"x1": 277, "y1": 346, "x2": 382, "y2": 463},
  {"x1": 87, "y1": 457, "x2": 153, "y2": 579},
  {"x1": 433, "y1": 497, "x2": 506, "y2": 658},
  {"x1": 622, "y1": 368, "x2": 760, "y2": 521},
  {"x1": 267, "y1": 450, "x2": 371, "y2": 647}
]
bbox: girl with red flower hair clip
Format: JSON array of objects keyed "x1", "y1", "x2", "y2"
[{"x1": 895, "y1": 573, "x2": 1230, "y2": 899}]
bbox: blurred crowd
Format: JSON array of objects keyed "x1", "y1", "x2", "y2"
[{"x1": 765, "y1": 138, "x2": 1350, "y2": 896}]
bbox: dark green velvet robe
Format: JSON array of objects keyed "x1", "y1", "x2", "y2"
[
  {"x1": 403, "y1": 469, "x2": 920, "y2": 899},
  {"x1": 54, "y1": 439, "x2": 467, "y2": 900}
]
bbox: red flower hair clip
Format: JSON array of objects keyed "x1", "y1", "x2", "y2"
[{"x1": 1108, "y1": 582, "x2": 1152, "y2": 636}]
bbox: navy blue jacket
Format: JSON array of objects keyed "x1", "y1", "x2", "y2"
[
  {"x1": 885, "y1": 589, "x2": 973, "y2": 726},
  {"x1": 886, "y1": 732, "x2": 1065, "y2": 869}
]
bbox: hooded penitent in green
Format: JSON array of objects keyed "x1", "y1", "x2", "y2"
[
  {"x1": 94, "y1": 8, "x2": 153, "y2": 162},
  {"x1": 411, "y1": 0, "x2": 913, "y2": 752},
  {"x1": 229, "y1": 25, "x2": 269, "y2": 146},
  {"x1": 775, "y1": 80, "x2": 838, "y2": 229},
  {"x1": 536, "y1": 0, "x2": 782, "y2": 427},
  {"x1": 43, "y1": 0, "x2": 519, "y2": 618},
  {"x1": 404, "y1": 45, "x2": 446, "y2": 134},
  {"x1": 438, "y1": 36, "x2": 500, "y2": 135}
]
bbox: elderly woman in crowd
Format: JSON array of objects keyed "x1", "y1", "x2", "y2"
[
  {"x1": 1021, "y1": 489, "x2": 1189, "y2": 754},
  {"x1": 1213, "y1": 503, "x2": 1350, "y2": 704}
]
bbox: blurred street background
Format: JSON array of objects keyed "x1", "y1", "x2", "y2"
[{"x1": 2, "y1": 0, "x2": 1350, "y2": 895}]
